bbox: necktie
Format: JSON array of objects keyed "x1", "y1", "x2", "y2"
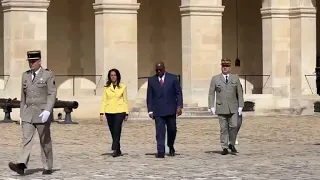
[
  {"x1": 32, "y1": 72, "x2": 36, "y2": 82},
  {"x1": 160, "y1": 79, "x2": 164, "y2": 86},
  {"x1": 225, "y1": 76, "x2": 228, "y2": 83}
]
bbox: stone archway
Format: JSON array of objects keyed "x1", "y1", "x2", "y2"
[
  {"x1": 47, "y1": 0, "x2": 95, "y2": 97},
  {"x1": 137, "y1": 0, "x2": 182, "y2": 90},
  {"x1": 222, "y1": 0, "x2": 263, "y2": 94}
]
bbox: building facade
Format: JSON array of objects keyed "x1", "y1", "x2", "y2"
[{"x1": 0, "y1": 0, "x2": 319, "y2": 118}]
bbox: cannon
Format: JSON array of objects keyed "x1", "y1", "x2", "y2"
[
  {"x1": 243, "y1": 101, "x2": 255, "y2": 112},
  {"x1": 54, "y1": 99, "x2": 79, "y2": 124},
  {"x1": 0, "y1": 98, "x2": 79, "y2": 124},
  {"x1": 0, "y1": 98, "x2": 20, "y2": 123}
]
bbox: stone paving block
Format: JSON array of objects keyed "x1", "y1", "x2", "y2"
[{"x1": 0, "y1": 116, "x2": 320, "y2": 179}]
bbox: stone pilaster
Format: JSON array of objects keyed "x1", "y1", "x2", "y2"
[
  {"x1": 261, "y1": 1, "x2": 291, "y2": 107},
  {"x1": 289, "y1": 2, "x2": 316, "y2": 96},
  {"x1": 180, "y1": 0, "x2": 224, "y2": 106},
  {"x1": 2, "y1": 0, "x2": 49, "y2": 98},
  {"x1": 93, "y1": 0, "x2": 139, "y2": 100}
]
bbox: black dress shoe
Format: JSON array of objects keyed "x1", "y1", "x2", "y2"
[
  {"x1": 169, "y1": 148, "x2": 175, "y2": 156},
  {"x1": 8, "y1": 162, "x2": 25, "y2": 175},
  {"x1": 221, "y1": 148, "x2": 229, "y2": 155},
  {"x1": 155, "y1": 153, "x2": 165, "y2": 158},
  {"x1": 112, "y1": 150, "x2": 122, "y2": 157},
  {"x1": 42, "y1": 169, "x2": 53, "y2": 175},
  {"x1": 228, "y1": 145, "x2": 238, "y2": 153}
]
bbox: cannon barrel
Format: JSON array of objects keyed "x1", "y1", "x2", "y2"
[
  {"x1": 0, "y1": 98, "x2": 79, "y2": 124},
  {"x1": 0, "y1": 98, "x2": 20, "y2": 108},
  {"x1": 54, "y1": 100, "x2": 78, "y2": 109}
]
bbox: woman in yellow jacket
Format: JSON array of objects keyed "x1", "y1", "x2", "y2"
[{"x1": 100, "y1": 68, "x2": 128, "y2": 157}]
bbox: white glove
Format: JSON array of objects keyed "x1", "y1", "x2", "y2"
[
  {"x1": 210, "y1": 107, "x2": 216, "y2": 115},
  {"x1": 19, "y1": 118, "x2": 22, "y2": 126},
  {"x1": 39, "y1": 110, "x2": 51, "y2": 123},
  {"x1": 238, "y1": 107, "x2": 243, "y2": 116}
]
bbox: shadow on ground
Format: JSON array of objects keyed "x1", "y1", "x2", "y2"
[{"x1": 25, "y1": 168, "x2": 60, "y2": 175}]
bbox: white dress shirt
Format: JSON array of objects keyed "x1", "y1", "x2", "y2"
[
  {"x1": 222, "y1": 73, "x2": 229, "y2": 82},
  {"x1": 32, "y1": 67, "x2": 41, "y2": 80}
]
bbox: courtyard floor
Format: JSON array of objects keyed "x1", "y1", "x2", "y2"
[{"x1": 0, "y1": 116, "x2": 320, "y2": 180}]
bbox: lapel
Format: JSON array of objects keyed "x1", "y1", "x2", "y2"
[
  {"x1": 32, "y1": 68, "x2": 44, "y2": 84},
  {"x1": 155, "y1": 74, "x2": 168, "y2": 89},
  {"x1": 26, "y1": 71, "x2": 32, "y2": 84},
  {"x1": 220, "y1": 73, "x2": 231, "y2": 85},
  {"x1": 228, "y1": 74, "x2": 233, "y2": 85},
  {"x1": 107, "y1": 84, "x2": 117, "y2": 93}
]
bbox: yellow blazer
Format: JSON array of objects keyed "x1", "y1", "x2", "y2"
[{"x1": 100, "y1": 83, "x2": 129, "y2": 114}]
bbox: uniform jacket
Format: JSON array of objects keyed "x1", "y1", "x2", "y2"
[
  {"x1": 100, "y1": 83, "x2": 129, "y2": 114},
  {"x1": 20, "y1": 68, "x2": 57, "y2": 123},
  {"x1": 146, "y1": 72, "x2": 183, "y2": 117},
  {"x1": 208, "y1": 73, "x2": 244, "y2": 114}
]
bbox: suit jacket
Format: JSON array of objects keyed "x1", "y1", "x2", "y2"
[
  {"x1": 100, "y1": 83, "x2": 129, "y2": 114},
  {"x1": 20, "y1": 68, "x2": 57, "y2": 123},
  {"x1": 208, "y1": 73, "x2": 244, "y2": 114},
  {"x1": 146, "y1": 72, "x2": 183, "y2": 117}
]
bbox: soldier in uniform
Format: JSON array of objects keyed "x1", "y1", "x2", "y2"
[
  {"x1": 8, "y1": 50, "x2": 57, "y2": 175},
  {"x1": 208, "y1": 58, "x2": 244, "y2": 155}
]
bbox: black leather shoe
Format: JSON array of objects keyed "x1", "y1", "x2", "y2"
[
  {"x1": 112, "y1": 150, "x2": 122, "y2": 157},
  {"x1": 8, "y1": 162, "x2": 25, "y2": 175},
  {"x1": 169, "y1": 147, "x2": 175, "y2": 156},
  {"x1": 155, "y1": 153, "x2": 165, "y2": 158},
  {"x1": 228, "y1": 145, "x2": 238, "y2": 153},
  {"x1": 221, "y1": 148, "x2": 229, "y2": 155},
  {"x1": 42, "y1": 169, "x2": 53, "y2": 175}
]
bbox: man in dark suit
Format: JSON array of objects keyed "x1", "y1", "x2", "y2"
[{"x1": 146, "y1": 61, "x2": 183, "y2": 158}]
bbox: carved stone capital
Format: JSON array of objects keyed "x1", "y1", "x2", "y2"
[
  {"x1": 1, "y1": 0, "x2": 50, "y2": 12},
  {"x1": 180, "y1": 5, "x2": 225, "y2": 17},
  {"x1": 93, "y1": 3, "x2": 140, "y2": 15}
]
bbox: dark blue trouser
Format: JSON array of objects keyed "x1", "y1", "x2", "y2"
[{"x1": 154, "y1": 115, "x2": 177, "y2": 154}]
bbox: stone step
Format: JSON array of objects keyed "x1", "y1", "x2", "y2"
[
  {"x1": 131, "y1": 106, "x2": 208, "y2": 112},
  {"x1": 129, "y1": 110, "x2": 212, "y2": 117},
  {"x1": 128, "y1": 115, "x2": 218, "y2": 121}
]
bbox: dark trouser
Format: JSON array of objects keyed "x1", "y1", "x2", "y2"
[
  {"x1": 105, "y1": 113, "x2": 126, "y2": 151},
  {"x1": 154, "y1": 115, "x2": 177, "y2": 154},
  {"x1": 236, "y1": 114, "x2": 242, "y2": 135}
]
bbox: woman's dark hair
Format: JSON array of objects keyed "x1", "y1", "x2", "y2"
[{"x1": 105, "y1": 68, "x2": 121, "y2": 87}]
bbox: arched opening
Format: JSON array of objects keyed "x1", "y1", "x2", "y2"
[
  {"x1": 47, "y1": 0, "x2": 95, "y2": 97},
  {"x1": 137, "y1": 0, "x2": 182, "y2": 92},
  {"x1": 222, "y1": 0, "x2": 263, "y2": 94}
]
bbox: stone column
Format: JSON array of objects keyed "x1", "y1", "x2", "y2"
[
  {"x1": 290, "y1": 1, "x2": 316, "y2": 96},
  {"x1": 180, "y1": 0, "x2": 224, "y2": 106},
  {"x1": 93, "y1": 0, "x2": 139, "y2": 100},
  {"x1": 261, "y1": 0, "x2": 291, "y2": 107},
  {"x1": 2, "y1": 0, "x2": 49, "y2": 98}
]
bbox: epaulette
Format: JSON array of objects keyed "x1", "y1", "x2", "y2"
[
  {"x1": 26, "y1": 70, "x2": 31, "y2": 73},
  {"x1": 45, "y1": 68, "x2": 51, "y2": 71}
]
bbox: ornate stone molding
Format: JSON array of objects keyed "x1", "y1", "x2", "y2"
[
  {"x1": 1, "y1": 0, "x2": 50, "y2": 12},
  {"x1": 180, "y1": 5, "x2": 224, "y2": 17},
  {"x1": 290, "y1": 7, "x2": 316, "y2": 18},
  {"x1": 93, "y1": 3, "x2": 140, "y2": 15},
  {"x1": 260, "y1": 8, "x2": 290, "y2": 19},
  {"x1": 261, "y1": 7, "x2": 316, "y2": 19}
]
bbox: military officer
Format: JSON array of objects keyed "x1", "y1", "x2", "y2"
[
  {"x1": 208, "y1": 58, "x2": 244, "y2": 155},
  {"x1": 8, "y1": 50, "x2": 57, "y2": 175}
]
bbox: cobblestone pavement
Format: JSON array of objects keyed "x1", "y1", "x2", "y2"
[{"x1": 1, "y1": 116, "x2": 320, "y2": 180}]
